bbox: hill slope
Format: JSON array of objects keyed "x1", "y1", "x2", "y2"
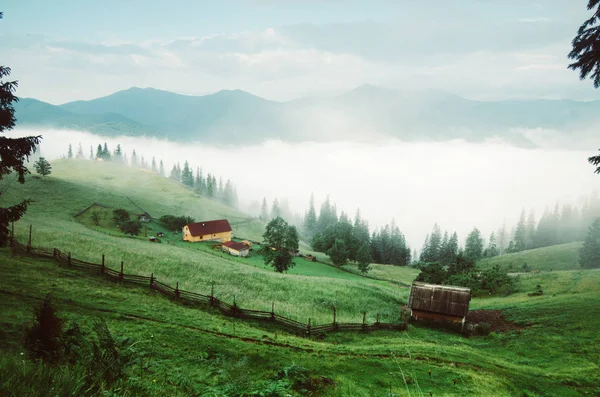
[
  {"x1": 15, "y1": 85, "x2": 600, "y2": 147},
  {"x1": 478, "y1": 242, "x2": 582, "y2": 272}
]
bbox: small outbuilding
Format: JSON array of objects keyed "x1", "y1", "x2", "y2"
[
  {"x1": 408, "y1": 282, "x2": 471, "y2": 325},
  {"x1": 222, "y1": 241, "x2": 250, "y2": 257},
  {"x1": 183, "y1": 219, "x2": 232, "y2": 243},
  {"x1": 138, "y1": 212, "x2": 152, "y2": 223}
]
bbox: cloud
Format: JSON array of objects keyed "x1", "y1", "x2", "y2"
[{"x1": 1, "y1": 18, "x2": 597, "y2": 104}]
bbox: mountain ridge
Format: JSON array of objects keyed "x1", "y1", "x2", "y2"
[{"x1": 14, "y1": 85, "x2": 600, "y2": 148}]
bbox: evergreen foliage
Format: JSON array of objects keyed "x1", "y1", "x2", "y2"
[
  {"x1": 0, "y1": 17, "x2": 42, "y2": 246},
  {"x1": 33, "y1": 157, "x2": 52, "y2": 177},
  {"x1": 580, "y1": 218, "x2": 600, "y2": 268}
]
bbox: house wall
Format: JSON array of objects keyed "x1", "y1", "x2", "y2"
[{"x1": 183, "y1": 226, "x2": 232, "y2": 243}]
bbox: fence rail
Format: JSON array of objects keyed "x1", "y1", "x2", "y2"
[{"x1": 10, "y1": 234, "x2": 407, "y2": 337}]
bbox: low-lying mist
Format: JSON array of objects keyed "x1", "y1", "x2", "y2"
[{"x1": 8, "y1": 128, "x2": 599, "y2": 249}]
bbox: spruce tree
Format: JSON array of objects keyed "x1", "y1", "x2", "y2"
[
  {"x1": 464, "y1": 228, "x2": 484, "y2": 262},
  {"x1": 76, "y1": 143, "x2": 84, "y2": 159},
  {"x1": 170, "y1": 165, "x2": 179, "y2": 181},
  {"x1": 569, "y1": 0, "x2": 600, "y2": 88},
  {"x1": 304, "y1": 193, "x2": 318, "y2": 236},
  {"x1": 159, "y1": 160, "x2": 165, "y2": 177},
  {"x1": 114, "y1": 144, "x2": 122, "y2": 163},
  {"x1": 0, "y1": 29, "x2": 43, "y2": 245},
  {"x1": 33, "y1": 157, "x2": 52, "y2": 177},
  {"x1": 151, "y1": 157, "x2": 157, "y2": 172},
  {"x1": 579, "y1": 218, "x2": 600, "y2": 268},
  {"x1": 356, "y1": 243, "x2": 372, "y2": 275},
  {"x1": 513, "y1": 209, "x2": 527, "y2": 252},
  {"x1": 328, "y1": 238, "x2": 349, "y2": 267},
  {"x1": 487, "y1": 232, "x2": 498, "y2": 257},
  {"x1": 181, "y1": 161, "x2": 193, "y2": 187},
  {"x1": 89, "y1": 145, "x2": 93, "y2": 160},
  {"x1": 96, "y1": 144, "x2": 103, "y2": 159},
  {"x1": 130, "y1": 150, "x2": 138, "y2": 167},
  {"x1": 271, "y1": 198, "x2": 281, "y2": 219},
  {"x1": 67, "y1": 144, "x2": 73, "y2": 158},
  {"x1": 260, "y1": 198, "x2": 269, "y2": 221},
  {"x1": 102, "y1": 142, "x2": 110, "y2": 160}
]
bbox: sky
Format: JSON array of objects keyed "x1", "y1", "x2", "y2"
[{"x1": 2, "y1": 0, "x2": 599, "y2": 104}]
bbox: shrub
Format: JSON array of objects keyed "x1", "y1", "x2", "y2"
[
  {"x1": 112, "y1": 208, "x2": 130, "y2": 225},
  {"x1": 24, "y1": 294, "x2": 64, "y2": 363},
  {"x1": 120, "y1": 220, "x2": 142, "y2": 236}
]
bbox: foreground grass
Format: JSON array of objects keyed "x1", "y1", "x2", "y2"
[
  {"x1": 1, "y1": 251, "x2": 599, "y2": 396},
  {"x1": 478, "y1": 242, "x2": 582, "y2": 272}
]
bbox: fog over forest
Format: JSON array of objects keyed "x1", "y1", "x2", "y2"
[{"x1": 9, "y1": 128, "x2": 598, "y2": 250}]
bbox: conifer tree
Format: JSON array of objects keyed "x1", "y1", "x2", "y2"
[
  {"x1": 89, "y1": 145, "x2": 93, "y2": 160},
  {"x1": 513, "y1": 209, "x2": 527, "y2": 252},
  {"x1": 260, "y1": 198, "x2": 269, "y2": 221},
  {"x1": 33, "y1": 157, "x2": 52, "y2": 177},
  {"x1": 181, "y1": 161, "x2": 194, "y2": 187},
  {"x1": 271, "y1": 198, "x2": 281, "y2": 219},
  {"x1": 304, "y1": 193, "x2": 318, "y2": 236},
  {"x1": 159, "y1": 160, "x2": 165, "y2": 177},
  {"x1": 130, "y1": 150, "x2": 138, "y2": 167},
  {"x1": 102, "y1": 142, "x2": 110, "y2": 160},
  {"x1": 114, "y1": 144, "x2": 122, "y2": 163},
  {"x1": 67, "y1": 144, "x2": 73, "y2": 158},
  {"x1": 170, "y1": 165, "x2": 179, "y2": 181},
  {"x1": 487, "y1": 232, "x2": 498, "y2": 257},
  {"x1": 0, "y1": 31, "x2": 42, "y2": 245},
  {"x1": 151, "y1": 157, "x2": 157, "y2": 172},
  {"x1": 328, "y1": 238, "x2": 349, "y2": 267},
  {"x1": 96, "y1": 144, "x2": 103, "y2": 159},
  {"x1": 464, "y1": 227, "x2": 484, "y2": 262},
  {"x1": 580, "y1": 218, "x2": 600, "y2": 268},
  {"x1": 76, "y1": 143, "x2": 84, "y2": 159}
]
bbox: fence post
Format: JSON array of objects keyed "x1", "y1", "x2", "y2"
[
  {"x1": 53, "y1": 248, "x2": 57, "y2": 260},
  {"x1": 333, "y1": 307, "x2": 337, "y2": 331},
  {"x1": 68, "y1": 252, "x2": 71, "y2": 267},
  {"x1": 120, "y1": 261, "x2": 124, "y2": 281},
  {"x1": 307, "y1": 318, "x2": 311, "y2": 337},
  {"x1": 232, "y1": 295, "x2": 238, "y2": 317},
  {"x1": 27, "y1": 224, "x2": 32, "y2": 253},
  {"x1": 175, "y1": 282, "x2": 180, "y2": 298},
  {"x1": 101, "y1": 254, "x2": 105, "y2": 274},
  {"x1": 376, "y1": 313, "x2": 380, "y2": 328},
  {"x1": 210, "y1": 282, "x2": 215, "y2": 306},
  {"x1": 363, "y1": 311, "x2": 367, "y2": 330},
  {"x1": 271, "y1": 301, "x2": 275, "y2": 321},
  {"x1": 150, "y1": 273, "x2": 154, "y2": 289}
]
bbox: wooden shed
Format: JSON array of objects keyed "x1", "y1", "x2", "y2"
[{"x1": 408, "y1": 282, "x2": 471, "y2": 324}]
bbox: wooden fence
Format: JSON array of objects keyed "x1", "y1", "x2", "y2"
[{"x1": 9, "y1": 235, "x2": 407, "y2": 337}]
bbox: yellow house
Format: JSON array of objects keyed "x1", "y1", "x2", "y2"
[{"x1": 182, "y1": 219, "x2": 232, "y2": 243}]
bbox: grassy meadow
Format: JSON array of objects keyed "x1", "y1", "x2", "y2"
[
  {"x1": 478, "y1": 242, "x2": 582, "y2": 272},
  {"x1": 1, "y1": 158, "x2": 600, "y2": 396}
]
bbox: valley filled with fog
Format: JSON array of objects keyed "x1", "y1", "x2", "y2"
[{"x1": 10, "y1": 128, "x2": 598, "y2": 250}]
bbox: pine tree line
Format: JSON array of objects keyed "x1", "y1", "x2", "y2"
[
  {"x1": 301, "y1": 194, "x2": 411, "y2": 267},
  {"x1": 66, "y1": 143, "x2": 239, "y2": 208},
  {"x1": 498, "y1": 194, "x2": 600, "y2": 254}
]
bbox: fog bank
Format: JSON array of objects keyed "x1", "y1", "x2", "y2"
[{"x1": 9, "y1": 128, "x2": 599, "y2": 249}]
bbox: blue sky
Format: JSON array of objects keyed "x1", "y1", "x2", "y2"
[{"x1": 2, "y1": 0, "x2": 598, "y2": 103}]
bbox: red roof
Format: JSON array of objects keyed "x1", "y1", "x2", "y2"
[
  {"x1": 186, "y1": 219, "x2": 232, "y2": 236},
  {"x1": 223, "y1": 241, "x2": 249, "y2": 251}
]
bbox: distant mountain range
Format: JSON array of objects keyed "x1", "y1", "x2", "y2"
[{"x1": 14, "y1": 85, "x2": 600, "y2": 149}]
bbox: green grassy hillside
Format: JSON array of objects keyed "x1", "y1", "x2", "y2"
[
  {"x1": 2, "y1": 159, "x2": 406, "y2": 324},
  {"x1": 478, "y1": 243, "x2": 582, "y2": 272},
  {"x1": 1, "y1": 250, "x2": 599, "y2": 396}
]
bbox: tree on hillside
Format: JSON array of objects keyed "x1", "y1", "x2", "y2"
[
  {"x1": 327, "y1": 238, "x2": 349, "y2": 267},
  {"x1": 130, "y1": 150, "x2": 138, "y2": 168},
  {"x1": 159, "y1": 215, "x2": 194, "y2": 231},
  {"x1": 486, "y1": 231, "x2": 498, "y2": 258},
  {"x1": 102, "y1": 142, "x2": 111, "y2": 160},
  {"x1": 67, "y1": 144, "x2": 73, "y2": 159},
  {"x1": 580, "y1": 218, "x2": 600, "y2": 268},
  {"x1": 170, "y1": 164, "x2": 180, "y2": 181},
  {"x1": 151, "y1": 157, "x2": 157, "y2": 173},
  {"x1": 569, "y1": 1, "x2": 600, "y2": 173},
  {"x1": 258, "y1": 217, "x2": 299, "y2": 273},
  {"x1": 112, "y1": 209, "x2": 130, "y2": 226},
  {"x1": 464, "y1": 228, "x2": 484, "y2": 262},
  {"x1": 181, "y1": 161, "x2": 193, "y2": 187},
  {"x1": 33, "y1": 157, "x2": 52, "y2": 177},
  {"x1": 96, "y1": 144, "x2": 103, "y2": 160},
  {"x1": 356, "y1": 242, "x2": 372, "y2": 275},
  {"x1": 260, "y1": 198, "x2": 269, "y2": 221},
  {"x1": 76, "y1": 143, "x2": 84, "y2": 159},
  {"x1": 120, "y1": 220, "x2": 142, "y2": 237},
  {"x1": 89, "y1": 145, "x2": 93, "y2": 160},
  {"x1": 114, "y1": 144, "x2": 123, "y2": 163},
  {"x1": 0, "y1": 11, "x2": 43, "y2": 246},
  {"x1": 159, "y1": 160, "x2": 165, "y2": 177},
  {"x1": 303, "y1": 193, "x2": 318, "y2": 237},
  {"x1": 513, "y1": 209, "x2": 527, "y2": 252},
  {"x1": 271, "y1": 198, "x2": 281, "y2": 219}
]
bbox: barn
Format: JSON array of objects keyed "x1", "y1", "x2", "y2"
[
  {"x1": 222, "y1": 241, "x2": 250, "y2": 257},
  {"x1": 408, "y1": 282, "x2": 471, "y2": 325},
  {"x1": 183, "y1": 219, "x2": 232, "y2": 243}
]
